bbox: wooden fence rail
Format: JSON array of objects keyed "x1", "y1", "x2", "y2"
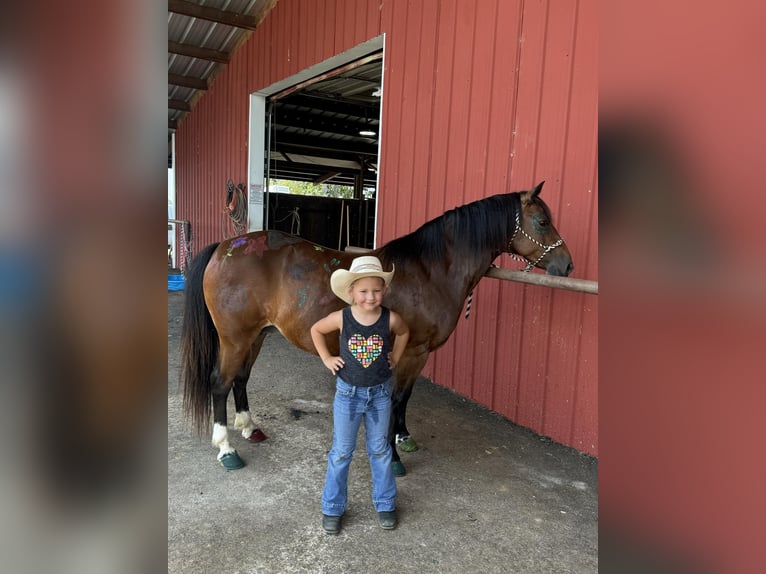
[
  {"x1": 485, "y1": 266, "x2": 598, "y2": 295},
  {"x1": 346, "y1": 245, "x2": 598, "y2": 295}
]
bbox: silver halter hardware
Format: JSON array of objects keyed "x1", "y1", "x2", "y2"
[{"x1": 507, "y1": 212, "x2": 564, "y2": 272}]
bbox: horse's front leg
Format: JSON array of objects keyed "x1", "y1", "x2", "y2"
[
  {"x1": 389, "y1": 351, "x2": 428, "y2": 476},
  {"x1": 392, "y1": 385, "x2": 418, "y2": 453},
  {"x1": 389, "y1": 386, "x2": 414, "y2": 477}
]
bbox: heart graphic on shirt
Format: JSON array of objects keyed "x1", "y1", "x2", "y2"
[{"x1": 348, "y1": 334, "x2": 383, "y2": 368}]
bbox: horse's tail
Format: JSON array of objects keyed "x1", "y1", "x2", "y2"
[{"x1": 180, "y1": 242, "x2": 220, "y2": 435}]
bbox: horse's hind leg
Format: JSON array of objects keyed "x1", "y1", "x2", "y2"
[
  {"x1": 233, "y1": 331, "x2": 268, "y2": 443},
  {"x1": 211, "y1": 375, "x2": 239, "y2": 468},
  {"x1": 211, "y1": 339, "x2": 257, "y2": 469}
]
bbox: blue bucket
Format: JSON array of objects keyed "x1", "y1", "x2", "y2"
[{"x1": 168, "y1": 274, "x2": 185, "y2": 291}]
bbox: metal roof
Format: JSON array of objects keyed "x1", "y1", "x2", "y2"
[
  {"x1": 168, "y1": 0, "x2": 276, "y2": 131},
  {"x1": 168, "y1": 0, "x2": 382, "y2": 189}
]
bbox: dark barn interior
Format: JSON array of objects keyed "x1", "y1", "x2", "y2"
[{"x1": 170, "y1": 26, "x2": 382, "y2": 250}]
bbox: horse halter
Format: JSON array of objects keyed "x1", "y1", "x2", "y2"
[
  {"x1": 507, "y1": 212, "x2": 565, "y2": 272},
  {"x1": 466, "y1": 212, "x2": 565, "y2": 320}
]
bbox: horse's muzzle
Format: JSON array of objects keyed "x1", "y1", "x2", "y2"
[{"x1": 545, "y1": 256, "x2": 574, "y2": 277}]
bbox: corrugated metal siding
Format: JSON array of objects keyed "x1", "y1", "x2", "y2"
[
  {"x1": 175, "y1": 0, "x2": 598, "y2": 455},
  {"x1": 377, "y1": 0, "x2": 597, "y2": 455}
]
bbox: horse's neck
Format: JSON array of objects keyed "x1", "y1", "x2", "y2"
[
  {"x1": 435, "y1": 249, "x2": 497, "y2": 300},
  {"x1": 411, "y1": 252, "x2": 497, "y2": 349}
]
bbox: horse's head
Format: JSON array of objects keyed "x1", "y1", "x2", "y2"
[{"x1": 509, "y1": 181, "x2": 574, "y2": 276}]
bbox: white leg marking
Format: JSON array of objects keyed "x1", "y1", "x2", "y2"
[
  {"x1": 212, "y1": 423, "x2": 235, "y2": 459},
  {"x1": 234, "y1": 411, "x2": 257, "y2": 438}
]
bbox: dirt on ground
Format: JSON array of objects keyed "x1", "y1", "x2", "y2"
[{"x1": 167, "y1": 290, "x2": 597, "y2": 573}]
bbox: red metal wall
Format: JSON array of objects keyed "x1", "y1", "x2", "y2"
[{"x1": 175, "y1": 0, "x2": 598, "y2": 455}]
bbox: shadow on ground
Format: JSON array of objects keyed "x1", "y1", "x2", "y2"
[{"x1": 168, "y1": 291, "x2": 597, "y2": 573}]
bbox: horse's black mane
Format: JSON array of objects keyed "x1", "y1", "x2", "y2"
[{"x1": 380, "y1": 192, "x2": 524, "y2": 264}]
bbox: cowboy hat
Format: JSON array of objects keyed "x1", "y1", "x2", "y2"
[{"x1": 330, "y1": 256, "x2": 394, "y2": 304}]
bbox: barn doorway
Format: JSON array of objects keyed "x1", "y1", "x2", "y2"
[{"x1": 247, "y1": 37, "x2": 383, "y2": 250}]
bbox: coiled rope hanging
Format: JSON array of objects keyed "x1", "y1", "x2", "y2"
[{"x1": 222, "y1": 180, "x2": 248, "y2": 237}]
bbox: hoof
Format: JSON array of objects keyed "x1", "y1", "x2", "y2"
[
  {"x1": 219, "y1": 451, "x2": 245, "y2": 470},
  {"x1": 246, "y1": 428, "x2": 268, "y2": 443},
  {"x1": 397, "y1": 436, "x2": 419, "y2": 452},
  {"x1": 392, "y1": 460, "x2": 406, "y2": 477}
]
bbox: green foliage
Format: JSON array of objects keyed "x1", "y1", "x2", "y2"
[{"x1": 269, "y1": 179, "x2": 354, "y2": 199}]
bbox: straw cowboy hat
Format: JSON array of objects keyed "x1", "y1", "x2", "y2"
[{"x1": 330, "y1": 256, "x2": 394, "y2": 304}]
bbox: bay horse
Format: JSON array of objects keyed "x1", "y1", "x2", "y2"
[{"x1": 181, "y1": 181, "x2": 573, "y2": 474}]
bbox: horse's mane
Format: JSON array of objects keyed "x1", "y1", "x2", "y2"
[{"x1": 379, "y1": 192, "x2": 524, "y2": 264}]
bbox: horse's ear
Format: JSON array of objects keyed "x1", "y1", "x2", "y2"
[{"x1": 521, "y1": 181, "x2": 545, "y2": 205}]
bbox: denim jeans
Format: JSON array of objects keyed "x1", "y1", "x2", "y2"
[{"x1": 321, "y1": 378, "x2": 397, "y2": 516}]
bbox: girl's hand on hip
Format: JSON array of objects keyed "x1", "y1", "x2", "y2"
[{"x1": 323, "y1": 356, "x2": 344, "y2": 375}]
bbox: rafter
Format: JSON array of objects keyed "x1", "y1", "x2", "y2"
[
  {"x1": 274, "y1": 134, "x2": 378, "y2": 159},
  {"x1": 168, "y1": 0, "x2": 260, "y2": 30},
  {"x1": 270, "y1": 159, "x2": 362, "y2": 174},
  {"x1": 269, "y1": 161, "x2": 375, "y2": 187},
  {"x1": 169, "y1": 99, "x2": 191, "y2": 112},
  {"x1": 313, "y1": 172, "x2": 342, "y2": 185},
  {"x1": 168, "y1": 73, "x2": 208, "y2": 91},
  {"x1": 281, "y1": 93, "x2": 379, "y2": 117},
  {"x1": 272, "y1": 111, "x2": 378, "y2": 140},
  {"x1": 169, "y1": 41, "x2": 229, "y2": 64}
]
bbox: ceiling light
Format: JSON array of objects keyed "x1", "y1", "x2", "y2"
[{"x1": 359, "y1": 129, "x2": 376, "y2": 136}]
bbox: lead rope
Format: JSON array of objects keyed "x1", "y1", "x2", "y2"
[
  {"x1": 464, "y1": 292, "x2": 472, "y2": 319},
  {"x1": 465, "y1": 264, "x2": 499, "y2": 320}
]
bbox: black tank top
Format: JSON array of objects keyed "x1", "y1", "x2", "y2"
[{"x1": 337, "y1": 306, "x2": 392, "y2": 387}]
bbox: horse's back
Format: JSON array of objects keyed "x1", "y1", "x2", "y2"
[{"x1": 203, "y1": 231, "x2": 355, "y2": 353}]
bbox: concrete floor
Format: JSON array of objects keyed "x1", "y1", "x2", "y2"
[{"x1": 168, "y1": 291, "x2": 598, "y2": 573}]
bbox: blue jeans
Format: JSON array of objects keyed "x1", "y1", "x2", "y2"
[{"x1": 321, "y1": 378, "x2": 397, "y2": 516}]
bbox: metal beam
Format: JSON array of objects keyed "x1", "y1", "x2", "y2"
[
  {"x1": 270, "y1": 158, "x2": 363, "y2": 173},
  {"x1": 273, "y1": 134, "x2": 378, "y2": 158},
  {"x1": 270, "y1": 160, "x2": 374, "y2": 180},
  {"x1": 168, "y1": 73, "x2": 208, "y2": 90},
  {"x1": 269, "y1": 162, "x2": 375, "y2": 187},
  {"x1": 169, "y1": 41, "x2": 230, "y2": 64},
  {"x1": 313, "y1": 172, "x2": 342, "y2": 185},
  {"x1": 168, "y1": 0, "x2": 260, "y2": 30},
  {"x1": 272, "y1": 111, "x2": 378, "y2": 139},
  {"x1": 169, "y1": 99, "x2": 191, "y2": 112},
  {"x1": 279, "y1": 93, "x2": 379, "y2": 117}
]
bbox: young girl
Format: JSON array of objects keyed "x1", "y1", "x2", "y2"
[{"x1": 311, "y1": 256, "x2": 409, "y2": 535}]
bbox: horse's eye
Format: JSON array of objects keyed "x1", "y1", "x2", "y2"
[{"x1": 538, "y1": 218, "x2": 549, "y2": 227}]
